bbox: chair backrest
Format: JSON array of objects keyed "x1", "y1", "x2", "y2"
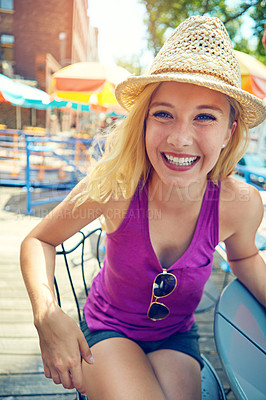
[
  {"x1": 55, "y1": 227, "x2": 103, "y2": 323},
  {"x1": 214, "y1": 279, "x2": 266, "y2": 400}
]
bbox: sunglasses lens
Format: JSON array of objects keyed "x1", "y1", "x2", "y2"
[
  {"x1": 153, "y1": 273, "x2": 176, "y2": 297},
  {"x1": 148, "y1": 302, "x2": 169, "y2": 320}
]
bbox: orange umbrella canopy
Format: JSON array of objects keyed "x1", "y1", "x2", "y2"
[
  {"x1": 51, "y1": 62, "x2": 130, "y2": 109},
  {"x1": 0, "y1": 92, "x2": 9, "y2": 102},
  {"x1": 234, "y1": 50, "x2": 266, "y2": 99}
]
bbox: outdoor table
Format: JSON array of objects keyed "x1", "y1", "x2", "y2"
[{"x1": 214, "y1": 279, "x2": 266, "y2": 400}]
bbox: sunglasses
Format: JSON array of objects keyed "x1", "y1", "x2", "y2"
[{"x1": 147, "y1": 269, "x2": 177, "y2": 321}]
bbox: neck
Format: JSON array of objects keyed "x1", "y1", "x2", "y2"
[{"x1": 148, "y1": 174, "x2": 208, "y2": 208}]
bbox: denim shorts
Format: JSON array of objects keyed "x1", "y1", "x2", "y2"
[{"x1": 80, "y1": 318, "x2": 204, "y2": 370}]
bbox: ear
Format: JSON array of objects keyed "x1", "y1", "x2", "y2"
[
  {"x1": 224, "y1": 120, "x2": 237, "y2": 147},
  {"x1": 231, "y1": 120, "x2": 238, "y2": 135}
]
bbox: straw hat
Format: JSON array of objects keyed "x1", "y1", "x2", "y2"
[{"x1": 115, "y1": 16, "x2": 266, "y2": 128}]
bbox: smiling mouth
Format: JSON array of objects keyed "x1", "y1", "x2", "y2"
[{"x1": 163, "y1": 153, "x2": 198, "y2": 166}]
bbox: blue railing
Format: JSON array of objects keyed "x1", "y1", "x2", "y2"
[
  {"x1": 0, "y1": 129, "x2": 93, "y2": 214},
  {"x1": 25, "y1": 136, "x2": 92, "y2": 214}
]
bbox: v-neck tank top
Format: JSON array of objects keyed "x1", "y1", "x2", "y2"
[{"x1": 84, "y1": 179, "x2": 220, "y2": 341}]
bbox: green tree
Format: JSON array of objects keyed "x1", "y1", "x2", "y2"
[
  {"x1": 138, "y1": 0, "x2": 265, "y2": 62},
  {"x1": 115, "y1": 54, "x2": 144, "y2": 75},
  {"x1": 249, "y1": 0, "x2": 266, "y2": 62}
]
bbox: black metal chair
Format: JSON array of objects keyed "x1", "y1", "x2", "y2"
[
  {"x1": 55, "y1": 227, "x2": 104, "y2": 323},
  {"x1": 55, "y1": 226, "x2": 226, "y2": 400}
]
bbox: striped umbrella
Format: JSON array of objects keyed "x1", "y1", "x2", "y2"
[
  {"x1": 234, "y1": 50, "x2": 266, "y2": 99},
  {"x1": 50, "y1": 62, "x2": 130, "y2": 113}
]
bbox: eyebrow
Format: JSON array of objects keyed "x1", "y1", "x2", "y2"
[
  {"x1": 149, "y1": 102, "x2": 174, "y2": 109},
  {"x1": 197, "y1": 105, "x2": 224, "y2": 114},
  {"x1": 149, "y1": 102, "x2": 224, "y2": 115}
]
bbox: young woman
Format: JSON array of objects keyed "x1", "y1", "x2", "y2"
[{"x1": 20, "y1": 16, "x2": 266, "y2": 400}]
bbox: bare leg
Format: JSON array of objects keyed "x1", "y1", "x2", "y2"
[
  {"x1": 148, "y1": 349, "x2": 201, "y2": 400},
  {"x1": 82, "y1": 337, "x2": 166, "y2": 400}
]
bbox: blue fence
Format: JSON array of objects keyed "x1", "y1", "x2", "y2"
[
  {"x1": 0, "y1": 129, "x2": 93, "y2": 214},
  {"x1": 1, "y1": 129, "x2": 264, "y2": 214}
]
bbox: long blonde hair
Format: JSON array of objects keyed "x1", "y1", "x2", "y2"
[
  {"x1": 209, "y1": 97, "x2": 250, "y2": 182},
  {"x1": 75, "y1": 83, "x2": 250, "y2": 207}
]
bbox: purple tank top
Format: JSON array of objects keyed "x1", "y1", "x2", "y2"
[{"x1": 84, "y1": 179, "x2": 220, "y2": 341}]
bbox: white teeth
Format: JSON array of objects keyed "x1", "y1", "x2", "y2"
[{"x1": 164, "y1": 154, "x2": 197, "y2": 166}]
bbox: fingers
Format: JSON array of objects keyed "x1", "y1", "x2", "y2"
[
  {"x1": 39, "y1": 318, "x2": 93, "y2": 394},
  {"x1": 79, "y1": 332, "x2": 95, "y2": 364},
  {"x1": 43, "y1": 362, "x2": 52, "y2": 379},
  {"x1": 42, "y1": 352, "x2": 88, "y2": 394},
  {"x1": 44, "y1": 362, "x2": 63, "y2": 386},
  {"x1": 58, "y1": 370, "x2": 75, "y2": 390},
  {"x1": 50, "y1": 370, "x2": 62, "y2": 386},
  {"x1": 55, "y1": 365, "x2": 87, "y2": 394},
  {"x1": 69, "y1": 364, "x2": 88, "y2": 395}
]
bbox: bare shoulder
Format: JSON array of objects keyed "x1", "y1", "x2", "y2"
[
  {"x1": 25, "y1": 176, "x2": 105, "y2": 246},
  {"x1": 24, "y1": 176, "x2": 132, "y2": 245},
  {"x1": 63, "y1": 176, "x2": 132, "y2": 234},
  {"x1": 219, "y1": 177, "x2": 264, "y2": 239},
  {"x1": 102, "y1": 196, "x2": 132, "y2": 233}
]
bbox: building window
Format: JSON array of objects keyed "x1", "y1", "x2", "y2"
[
  {"x1": 1, "y1": 34, "x2": 14, "y2": 61},
  {"x1": 0, "y1": 0, "x2": 14, "y2": 10},
  {"x1": 1, "y1": 34, "x2": 14, "y2": 44}
]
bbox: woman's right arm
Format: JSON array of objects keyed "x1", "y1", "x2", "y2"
[{"x1": 20, "y1": 178, "x2": 103, "y2": 394}]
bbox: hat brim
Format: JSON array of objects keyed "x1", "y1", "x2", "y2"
[{"x1": 115, "y1": 72, "x2": 266, "y2": 128}]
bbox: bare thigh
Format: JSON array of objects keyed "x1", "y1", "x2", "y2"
[
  {"x1": 148, "y1": 349, "x2": 201, "y2": 400},
  {"x1": 82, "y1": 337, "x2": 166, "y2": 400}
]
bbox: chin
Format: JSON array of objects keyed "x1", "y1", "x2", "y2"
[{"x1": 161, "y1": 175, "x2": 195, "y2": 189}]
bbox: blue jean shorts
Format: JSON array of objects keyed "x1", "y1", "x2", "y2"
[{"x1": 80, "y1": 318, "x2": 204, "y2": 370}]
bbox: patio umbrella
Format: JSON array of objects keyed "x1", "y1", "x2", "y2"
[
  {"x1": 0, "y1": 73, "x2": 67, "y2": 128},
  {"x1": 0, "y1": 73, "x2": 22, "y2": 104},
  {"x1": 234, "y1": 50, "x2": 266, "y2": 99},
  {"x1": 0, "y1": 73, "x2": 51, "y2": 109},
  {"x1": 50, "y1": 62, "x2": 130, "y2": 111},
  {"x1": 0, "y1": 93, "x2": 8, "y2": 102}
]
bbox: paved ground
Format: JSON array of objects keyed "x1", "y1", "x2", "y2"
[{"x1": 0, "y1": 185, "x2": 265, "y2": 399}]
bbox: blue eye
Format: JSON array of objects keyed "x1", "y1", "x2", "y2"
[
  {"x1": 196, "y1": 114, "x2": 216, "y2": 121},
  {"x1": 152, "y1": 111, "x2": 172, "y2": 119}
]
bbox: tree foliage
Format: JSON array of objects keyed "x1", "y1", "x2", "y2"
[
  {"x1": 138, "y1": 0, "x2": 265, "y2": 62},
  {"x1": 115, "y1": 54, "x2": 145, "y2": 75}
]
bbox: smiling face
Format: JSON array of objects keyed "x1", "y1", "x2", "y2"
[{"x1": 145, "y1": 81, "x2": 236, "y2": 189}]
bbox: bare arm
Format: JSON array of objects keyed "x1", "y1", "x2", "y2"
[
  {"x1": 224, "y1": 184, "x2": 266, "y2": 307},
  {"x1": 228, "y1": 254, "x2": 266, "y2": 307},
  {"x1": 20, "y1": 177, "x2": 103, "y2": 393}
]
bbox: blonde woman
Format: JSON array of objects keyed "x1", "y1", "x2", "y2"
[{"x1": 20, "y1": 16, "x2": 266, "y2": 400}]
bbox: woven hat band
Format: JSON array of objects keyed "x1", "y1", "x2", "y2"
[
  {"x1": 151, "y1": 66, "x2": 238, "y2": 88},
  {"x1": 149, "y1": 16, "x2": 241, "y2": 89}
]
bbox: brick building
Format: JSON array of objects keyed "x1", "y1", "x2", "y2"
[
  {"x1": 0, "y1": 0, "x2": 99, "y2": 128},
  {"x1": 0, "y1": 0, "x2": 15, "y2": 78}
]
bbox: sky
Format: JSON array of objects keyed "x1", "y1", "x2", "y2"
[
  {"x1": 87, "y1": 0, "x2": 257, "y2": 68},
  {"x1": 88, "y1": 0, "x2": 153, "y2": 67}
]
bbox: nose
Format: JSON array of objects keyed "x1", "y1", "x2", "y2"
[{"x1": 167, "y1": 122, "x2": 193, "y2": 148}]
